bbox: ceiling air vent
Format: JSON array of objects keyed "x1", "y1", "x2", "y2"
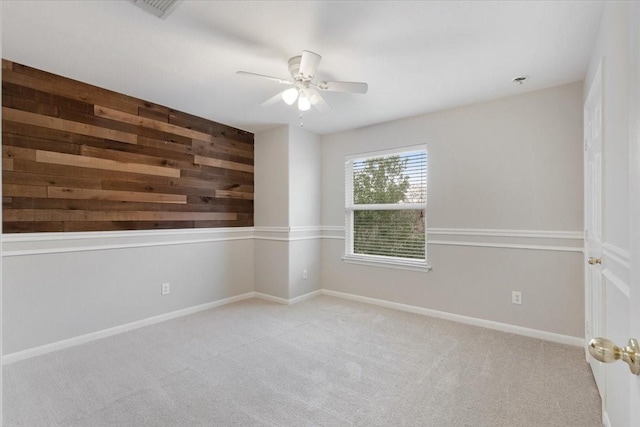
[{"x1": 129, "y1": 0, "x2": 181, "y2": 19}]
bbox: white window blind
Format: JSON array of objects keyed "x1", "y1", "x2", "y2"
[{"x1": 344, "y1": 146, "x2": 428, "y2": 269}]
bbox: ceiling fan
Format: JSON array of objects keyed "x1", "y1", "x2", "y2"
[{"x1": 237, "y1": 50, "x2": 368, "y2": 113}]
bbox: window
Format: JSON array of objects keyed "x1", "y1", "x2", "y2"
[{"x1": 344, "y1": 145, "x2": 429, "y2": 271}]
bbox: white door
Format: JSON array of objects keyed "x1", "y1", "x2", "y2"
[
  {"x1": 584, "y1": 62, "x2": 605, "y2": 396},
  {"x1": 628, "y1": 4, "x2": 640, "y2": 426},
  {"x1": 586, "y1": 5, "x2": 640, "y2": 425},
  {"x1": 585, "y1": 64, "x2": 636, "y2": 427}
]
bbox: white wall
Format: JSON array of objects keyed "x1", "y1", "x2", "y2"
[
  {"x1": 321, "y1": 82, "x2": 585, "y2": 337},
  {"x1": 2, "y1": 233, "x2": 254, "y2": 355},
  {"x1": 254, "y1": 125, "x2": 323, "y2": 300},
  {"x1": 289, "y1": 126, "x2": 321, "y2": 227},
  {"x1": 254, "y1": 239, "x2": 289, "y2": 299},
  {"x1": 254, "y1": 126, "x2": 289, "y2": 227},
  {"x1": 253, "y1": 126, "x2": 290, "y2": 298},
  {"x1": 288, "y1": 127, "x2": 322, "y2": 298},
  {"x1": 288, "y1": 239, "x2": 321, "y2": 299}
]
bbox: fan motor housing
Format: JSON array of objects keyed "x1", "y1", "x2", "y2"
[{"x1": 288, "y1": 56, "x2": 303, "y2": 79}]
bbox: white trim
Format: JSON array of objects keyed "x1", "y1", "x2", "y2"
[
  {"x1": 2, "y1": 227, "x2": 587, "y2": 255},
  {"x1": 602, "y1": 268, "x2": 631, "y2": 298},
  {"x1": 428, "y1": 240, "x2": 583, "y2": 253},
  {"x1": 3, "y1": 290, "x2": 326, "y2": 364},
  {"x1": 602, "y1": 411, "x2": 611, "y2": 427},
  {"x1": 349, "y1": 203, "x2": 426, "y2": 211},
  {"x1": 286, "y1": 225, "x2": 323, "y2": 242},
  {"x1": 254, "y1": 290, "x2": 323, "y2": 305},
  {"x1": 2, "y1": 292, "x2": 256, "y2": 365},
  {"x1": 2, "y1": 288, "x2": 581, "y2": 364},
  {"x1": 603, "y1": 242, "x2": 631, "y2": 270},
  {"x1": 322, "y1": 226, "x2": 586, "y2": 248},
  {"x1": 2, "y1": 227, "x2": 255, "y2": 257},
  {"x1": 253, "y1": 226, "x2": 323, "y2": 233},
  {"x1": 345, "y1": 144, "x2": 427, "y2": 161},
  {"x1": 2, "y1": 236, "x2": 253, "y2": 257},
  {"x1": 344, "y1": 146, "x2": 428, "y2": 269},
  {"x1": 342, "y1": 255, "x2": 431, "y2": 272},
  {"x1": 428, "y1": 228, "x2": 583, "y2": 240},
  {"x1": 254, "y1": 226, "x2": 323, "y2": 242},
  {"x1": 322, "y1": 226, "x2": 583, "y2": 240},
  {"x1": 1, "y1": 227, "x2": 254, "y2": 243},
  {"x1": 253, "y1": 292, "x2": 290, "y2": 305},
  {"x1": 252, "y1": 226, "x2": 289, "y2": 234},
  {"x1": 289, "y1": 226, "x2": 323, "y2": 233},
  {"x1": 288, "y1": 289, "x2": 323, "y2": 304},
  {"x1": 321, "y1": 226, "x2": 346, "y2": 240},
  {"x1": 321, "y1": 226, "x2": 345, "y2": 232},
  {"x1": 251, "y1": 238, "x2": 289, "y2": 242},
  {"x1": 320, "y1": 289, "x2": 583, "y2": 347},
  {"x1": 254, "y1": 236, "x2": 323, "y2": 242}
]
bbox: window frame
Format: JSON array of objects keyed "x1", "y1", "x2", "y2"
[{"x1": 343, "y1": 144, "x2": 430, "y2": 272}]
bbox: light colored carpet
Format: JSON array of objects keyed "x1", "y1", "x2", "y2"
[{"x1": 4, "y1": 295, "x2": 601, "y2": 426}]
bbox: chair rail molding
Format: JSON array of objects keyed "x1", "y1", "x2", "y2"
[
  {"x1": 253, "y1": 226, "x2": 322, "y2": 241},
  {"x1": 427, "y1": 240, "x2": 583, "y2": 253},
  {"x1": 321, "y1": 226, "x2": 584, "y2": 252},
  {"x1": 2, "y1": 226, "x2": 586, "y2": 256},
  {"x1": 428, "y1": 228, "x2": 583, "y2": 239},
  {"x1": 2, "y1": 227, "x2": 255, "y2": 256}
]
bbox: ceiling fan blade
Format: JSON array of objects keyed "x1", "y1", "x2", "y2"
[
  {"x1": 299, "y1": 50, "x2": 322, "y2": 80},
  {"x1": 260, "y1": 90, "x2": 287, "y2": 107},
  {"x1": 317, "y1": 80, "x2": 368, "y2": 94},
  {"x1": 304, "y1": 88, "x2": 331, "y2": 113},
  {"x1": 236, "y1": 71, "x2": 292, "y2": 85}
]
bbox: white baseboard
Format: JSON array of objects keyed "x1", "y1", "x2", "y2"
[
  {"x1": 602, "y1": 411, "x2": 611, "y2": 427},
  {"x1": 2, "y1": 292, "x2": 256, "y2": 365},
  {"x1": 254, "y1": 289, "x2": 322, "y2": 305},
  {"x1": 253, "y1": 292, "x2": 290, "y2": 305},
  {"x1": 3, "y1": 287, "x2": 582, "y2": 365},
  {"x1": 3, "y1": 289, "x2": 320, "y2": 364},
  {"x1": 288, "y1": 289, "x2": 323, "y2": 304},
  {"x1": 320, "y1": 289, "x2": 583, "y2": 347}
]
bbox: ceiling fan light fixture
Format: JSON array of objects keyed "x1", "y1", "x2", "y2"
[
  {"x1": 298, "y1": 95, "x2": 311, "y2": 111},
  {"x1": 237, "y1": 49, "x2": 367, "y2": 113},
  {"x1": 282, "y1": 87, "x2": 299, "y2": 105}
]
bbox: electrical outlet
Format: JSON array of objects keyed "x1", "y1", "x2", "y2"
[
  {"x1": 161, "y1": 282, "x2": 171, "y2": 295},
  {"x1": 302, "y1": 269, "x2": 308, "y2": 280},
  {"x1": 512, "y1": 291, "x2": 522, "y2": 305}
]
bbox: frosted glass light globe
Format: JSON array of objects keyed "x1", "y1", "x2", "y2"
[
  {"x1": 298, "y1": 95, "x2": 311, "y2": 111},
  {"x1": 282, "y1": 88, "x2": 299, "y2": 105}
]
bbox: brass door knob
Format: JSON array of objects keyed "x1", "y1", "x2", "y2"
[
  {"x1": 587, "y1": 257, "x2": 602, "y2": 265},
  {"x1": 588, "y1": 337, "x2": 640, "y2": 375}
]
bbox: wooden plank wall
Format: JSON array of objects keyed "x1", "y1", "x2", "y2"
[{"x1": 1, "y1": 60, "x2": 254, "y2": 233}]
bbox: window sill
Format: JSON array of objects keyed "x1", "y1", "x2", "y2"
[{"x1": 341, "y1": 255, "x2": 432, "y2": 272}]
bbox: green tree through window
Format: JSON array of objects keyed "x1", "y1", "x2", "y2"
[
  {"x1": 353, "y1": 156, "x2": 410, "y2": 204},
  {"x1": 350, "y1": 151, "x2": 426, "y2": 260}
]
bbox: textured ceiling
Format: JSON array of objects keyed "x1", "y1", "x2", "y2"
[{"x1": 2, "y1": 1, "x2": 603, "y2": 135}]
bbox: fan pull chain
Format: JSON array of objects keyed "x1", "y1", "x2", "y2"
[{"x1": 299, "y1": 112, "x2": 304, "y2": 128}]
